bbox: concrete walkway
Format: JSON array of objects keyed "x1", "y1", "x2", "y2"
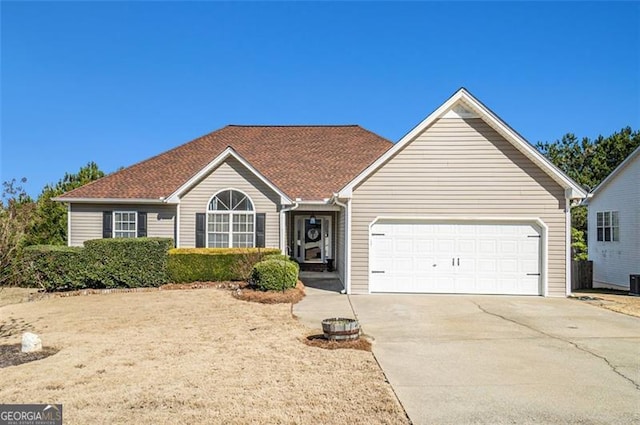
[
  {"x1": 294, "y1": 272, "x2": 354, "y2": 331},
  {"x1": 294, "y1": 282, "x2": 640, "y2": 425}
]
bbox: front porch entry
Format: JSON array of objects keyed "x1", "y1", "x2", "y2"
[{"x1": 293, "y1": 214, "x2": 332, "y2": 265}]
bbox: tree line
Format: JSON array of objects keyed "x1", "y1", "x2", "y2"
[
  {"x1": 535, "y1": 126, "x2": 640, "y2": 259},
  {"x1": 1, "y1": 162, "x2": 104, "y2": 285},
  {"x1": 1, "y1": 127, "x2": 639, "y2": 285}
]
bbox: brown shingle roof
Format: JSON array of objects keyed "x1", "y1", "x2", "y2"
[{"x1": 59, "y1": 125, "x2": 393, "y2": 201}]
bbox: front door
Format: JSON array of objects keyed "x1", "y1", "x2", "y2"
[{"x1": 294, "y1": 216, "x2": 332, "y2": 263}]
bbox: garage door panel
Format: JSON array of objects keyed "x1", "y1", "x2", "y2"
[{"x1": 370, "y1": 222, "x2": 541, "y2": 295}]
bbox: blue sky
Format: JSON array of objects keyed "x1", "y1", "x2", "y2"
[{"x1": 1, "y1": 1, "x2": 639, "y2": 197}]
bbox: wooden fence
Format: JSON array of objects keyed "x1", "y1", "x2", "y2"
[{"x1": 571, "y1": 260, "x2": 593, "y2": 290}]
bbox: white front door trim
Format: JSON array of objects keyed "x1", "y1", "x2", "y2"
[
  {"x1": 294, "y1": 215, "x2": 333, "y2": 264},
  {"x1": 368, "y1": 216, "x2": 549, "y2": 295}
]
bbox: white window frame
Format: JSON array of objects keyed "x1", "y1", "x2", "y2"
[
  {"x1": 113, "y1": 211, "x2": 137, "y2": 238},
  {"x1": 206, "y1": 189, "x2": 256, "y2": 248},
  {"x1": 596, "y1": 211, "x2": 619, "y2": 242}
]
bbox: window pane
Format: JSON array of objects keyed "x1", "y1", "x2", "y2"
[
  {"x1": 613, "y1": 227, "x2": 619, "y2": 242},
  {"x1": 113, "y1": 211, "x2": 136, "y2": 239},
  {"x1": 612, "y1": 211, "x2": 619, "y2": 227},
  {"x1": 235, "y1": 196, "x2": 253, "y2": 211},
  {"x1": 604, "y1": 212, "x2": 610, "y2": 227},
  {"x1": 596, "y1": 212, "x2": 603, "y2": 226},
  {"x1": 208, "y1": 214, "x2": 229, "y2": 232},
  {"x1": 597, "y1": 228, "x2": 603, "y2": 242},
  {"x1": 232, "y1": 233, "x2": 254, "y2": 248},
  {"x1": 208, "y1": 233, "x2": 229, "y2": 248},
  {"x1": 604, "y1": 227, "x2": 611, "y2": 242}
]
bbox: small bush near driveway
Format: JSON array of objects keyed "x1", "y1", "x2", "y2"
[{"x1": 251, "y1": 259, "x2": 299, "y2": 291}]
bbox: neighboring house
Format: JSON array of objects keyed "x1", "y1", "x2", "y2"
[
  {"x1": 585, "y1": 146, "x2": 640, "y2": 289},
  {"x1": 56, "y1": 88, "x2": 587, "y2": 296}
]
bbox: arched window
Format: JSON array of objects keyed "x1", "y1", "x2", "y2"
[{"x1": 207, "y1": 189, "x2": 255, "y2": 248}]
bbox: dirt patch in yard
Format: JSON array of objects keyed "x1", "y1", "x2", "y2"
[
  {"x1": 0, "y1": 289, "x2": 408, "y2": 424},
  {"x1": 0, "y1": 344, "x2": 59, "y2": 368},
  {"x1": 304, "y1": 334, "x2": 372, "y2": 352},
  {"x1": 572, "y1": 289, "x2": 640, "y2": 318}
]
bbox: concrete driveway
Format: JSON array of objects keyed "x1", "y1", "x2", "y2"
[{"x1": 349, "y1": 295, "x2": 640, "y2": 424}]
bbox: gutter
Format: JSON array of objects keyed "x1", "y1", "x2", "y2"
[
  {"x1": 331, "y1": 194, "x2": 350, "y2": 294},
  {"x1": 280, "y1": 201, "x2": 300, "y2": 255},
  {"x1": 51, "y1": 197, "x2": 176, "y2": 204}
]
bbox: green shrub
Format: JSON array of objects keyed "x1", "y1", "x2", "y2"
[
  {"x1": 262, "y1": 254, "x2": 293, "y2": 262},
  {"x1": 167, "y1": 248, "x2": 280, "y2": 283},
  {"x1": 250, "y1": 259, "x2": 298, "y2": 292},
  {"x1": 22, "y1": 245, "x2": 87, "y2": 291},
  {"x1": 83, "y1": 237, "x2": 173, "y2": 288}
]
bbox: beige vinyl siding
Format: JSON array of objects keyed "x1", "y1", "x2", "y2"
[
  {"x1": 336, "y1": 209, "x2": 346, "y2": 284},
  {"x1": 179, "y1": 157, "x2": 281, "y2": 248},
  {"x1": 350, "y1": 117, "x2": 567, "y2": 296},
  {"x1": 69, "y1": 203, "x2": 176, "y2": 246}
]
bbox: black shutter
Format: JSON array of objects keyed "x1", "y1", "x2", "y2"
[
  {"x1": 195, "y1": 213, "x2": 206, "y2": 248},
  {"x1": 255, "y1": 213, "x2": 266, "y2": 248},
  {"x1": 102, "y1": 211, "x2": 113, "y2": 238},
  {"x1": 137, "y1": 212, "x2": 147, "y2": 237}
]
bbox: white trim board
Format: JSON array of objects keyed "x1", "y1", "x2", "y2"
[
  {"x1": 52, "y1": 197, "x2": 171, "y2": 204},
  {"x1": 338, "y1": 88, "x2": 587, "y2": 200}
]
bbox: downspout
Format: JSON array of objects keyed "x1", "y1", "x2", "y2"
[
  {"x1": 175, "y1": 202, "x2": 181, "y2": 248},
  {"x1": 67, "y1": 203, "x2": 71, "y2": 247},
  {"x1": 332, "y1": 195, "x2": 349, "y2": 294},
  {"x1": 565, "y1": 190, "x2": 573, "y2": 297},
  {"x1": 160, "y1": 196, "x2": 180, "y2": 248},
  {"x1": 280, "y1": 202, "x2": 299, "y2": 255}
]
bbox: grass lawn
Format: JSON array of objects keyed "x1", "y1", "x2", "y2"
[{"x1": 0, "y1": 288, "x2": 408, "y2": 424}]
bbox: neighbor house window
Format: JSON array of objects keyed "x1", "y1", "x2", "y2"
[
  {"x1": 114, "y1": 211, "x2": 137, "y2": 238},
  {"x1": 207, "y1": 189, "x2": 255, "y2": 248},
  {"x1": 596, "y1": 211, "x2": 619, "y2": 242}
]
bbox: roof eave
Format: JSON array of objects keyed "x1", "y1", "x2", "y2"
[{"x1": 52, "y1": 197, "x2": 176, "y2": 204}]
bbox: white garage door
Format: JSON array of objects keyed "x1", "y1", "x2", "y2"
[{"x1": 370, "y1": 222, "x2": 541, "y2": 295}]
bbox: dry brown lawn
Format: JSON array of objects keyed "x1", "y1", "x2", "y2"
[
  {"x1": 572, "y1": 289, "x2": 640, "y2": 318},
  {"x1": 0, "y1": 287, "x2": 40, "y2": 308},
  {"x1": 0, "y1": 288, "x2": 409, "y2": 425}
]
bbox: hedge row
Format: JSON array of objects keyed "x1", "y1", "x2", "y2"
[
  {"x1": 22, "y1": 238, "x2": 173, "y2": 291},
  {"x1": 166, "y1": 247, "x2": 281, "y2": 283},
  {"x1": 22, "y1": 245, "x2": 86, "y2": 291},
  {"x1": 23, "y1": 242, "x2": 287, "y2": 291}
]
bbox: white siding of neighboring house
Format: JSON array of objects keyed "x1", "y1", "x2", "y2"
[
  {"x1": 350, "y1": 117, "x2": 568, "y2": 296},
  {"x1": 588, "y1": 155, "x2": 640, "y2": 289},
  {"x1": 179, "y1": 157, "x2": 282, "y2": 248},
  {"x1": 69, "y1": 203, "x2": 176, "y2": 246}
]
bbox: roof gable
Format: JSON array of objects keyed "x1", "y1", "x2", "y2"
[
  {"x1": 166, "y1": 147, "x2": 292, "y2": 204},
  {"x1": 587, "y1": 145, "x2": 640, "y2": 203},
  {"x1": 338, "y1": 88, "x2": 588, "y2": 200}
]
